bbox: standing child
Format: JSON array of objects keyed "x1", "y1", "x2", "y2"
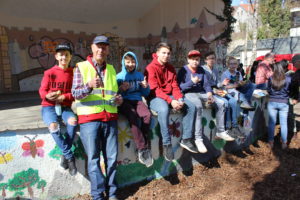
[
  {"x1": 267, "y1": 62, "x2": 298, "y2": 149},
  {"x1": 117, "y1": 52, "x2": 153, "y2": 167},
  {"x1": 39, "y1": 44, "x2": 77, "y2": 176}
]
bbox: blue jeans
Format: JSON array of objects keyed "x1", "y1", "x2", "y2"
[
  {"x1": 238, "y1": 82, "x2": 255, "y2": 103},
  {"x1": 150, "y1": 97, "x2": 196, "y2": 145},
  {"x1": 42, "y1": 106, "x2": 77, "y2": 160},
  {"x1": 224, "y1": 94, "x2": 238, "y2": 128},
  {"x1": 256, "y1": 83, "x2": 267, "y2": 90},
  {"x1": 268, "y1": 102, "x2": 289, "y2": 143},
  {"x1": 79, "y1": 120, "x2": 118, "y2": 200}
]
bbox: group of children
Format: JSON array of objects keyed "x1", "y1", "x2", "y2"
[{"x1": 39, "y1": 42, "x2": 300, "y2": 175}]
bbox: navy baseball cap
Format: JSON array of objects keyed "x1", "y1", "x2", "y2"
[
  {"x1": 93, "y1": 35, "x2": 109, "y2": 45},
  {"x1": 55, "y1": 44, "x2": 72, "y2": 54}
]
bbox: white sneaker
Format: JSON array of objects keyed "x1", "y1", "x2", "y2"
[
  {"x1": 216, "y1": 131, "x2": 235, "y2": 141},
  {"x1": 195, "y1": 139, "x2": 207, "y2": 153}
]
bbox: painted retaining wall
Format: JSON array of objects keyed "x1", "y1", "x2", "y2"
[{"x1": 0, "y1": 97, "x2": 268, "y2": 200}]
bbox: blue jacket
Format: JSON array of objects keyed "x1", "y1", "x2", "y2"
[
  {"x1": 116, "y1": 52, "x2": 150, "y2": 101},
  {"x1": 177, "y1": 65, "x2": 212, "y2": 94},
  {"x1": 267, "y1": 75, "x2": 292, "y2": 104}
]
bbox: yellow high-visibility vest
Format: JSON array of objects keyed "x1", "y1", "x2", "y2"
[{"x1": 75, "y1": 61, "x2": 118, "y2": 115}]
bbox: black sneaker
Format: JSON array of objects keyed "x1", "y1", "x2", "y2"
[
  {"x1": 138, "y1": 149, "x2": 154, "y2": 167},
  {"x1": 163, "y1": 144, "x2": 174, "y2": 161},
  {"x1": 60, "y1": 155, "x2": 68, "y2": 170},
  {"x1": 67, "y1": 157, "x2": 77, "y2": 176},
  {"x1": 179, "y1": 139, "x2": 198, "y2": 153}
]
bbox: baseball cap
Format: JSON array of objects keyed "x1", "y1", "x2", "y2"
[
  {"x1": 187, "y1": 50, "x2": 201, "y2": 58},
  {"x1": 292, "y1": 54, "x2": 300, "y2": 64},
  {"x1": 93, "y1": 35, "x2": 109, "y2": 45},
  {"x1": 55, "y1": 44, "x2": 72, "y2": 54}
]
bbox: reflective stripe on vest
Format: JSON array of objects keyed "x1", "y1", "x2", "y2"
[
  {"x1": 76, "y1": 99, "x2": 115, "y2": 107},
  {"x1": 91, "y1": 89, "x2": 117, "y2": 96}
]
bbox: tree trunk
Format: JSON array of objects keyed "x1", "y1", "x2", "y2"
[
  {"x1": 27, "y1": 186, "x2": 34, "y2": 198},
  {"x1": 2, "y1": 188, "x2": 6, "y2": 197}
]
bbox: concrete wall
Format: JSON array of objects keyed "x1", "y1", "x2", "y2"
[
  {"x1": 0, "y1": 0, "x2": 228, "y2": 93},
  {"x1": 0, "y1": 97, "x2": 268, "y2": 199}
]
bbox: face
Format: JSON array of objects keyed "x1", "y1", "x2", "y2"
[
  {"x1": 205, "y1": 54, "x2": 216, "y2": 67},
  {"x1": 124, "y1": 57, "x2": 136, "y2": 72},
  {"x1": 157, "y1": 47, "x2": 171, "y2": 64},
  {"x1": 228, "y1": 59, "x2": 239, "y2": 72},
  {"x1": 91, "y1": 43, "x2": 109, "y2": 62},
  {"x1": 266, "y1": 56, "x2": 275, "y2": 65},
  {"x1": 55, "y1": 50, "x2": 72, "y2": 67},
  {"x1": 187, "y1": 56, "x2": 200, "y2": 69}
]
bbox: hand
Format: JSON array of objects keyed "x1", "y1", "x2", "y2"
[
  {"x1": 171, "y1": 100, "x2": 182, "y2": 110},
  {"x1": 291, "y1": 99, "x2": 298, "y2": 105},
  {"x1": 88, "y1": 75, "x2": 103, "y2": 88},
  {"x1": 46, "y1": 91, "x2": 60, "y2": 101},
  {"x1": 140, "y1": 77, "x2": 148, "y2": 88},
  {"x1": 222, "y1": 78, "x2": 230, "y2": 86},
  {"x1": 114, "y1": 94, "x2": 123, "y2": 106},
  {"x1": 191, "y1": 74, "x2": 200, "y2": 84},
  {"x1": 56, "y1": 95, "x2": 65, "y2": 103},
  {"x1": 119, "y1": 82, "x2": 130, "y2": 91}
]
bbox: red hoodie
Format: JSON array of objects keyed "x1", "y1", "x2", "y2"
[
  {"x1": 39, "y1": 65, "x2": 74, "y2": 107},
  {"x1": 145, "y1": 54, "x2": 183, "y2": 104}
]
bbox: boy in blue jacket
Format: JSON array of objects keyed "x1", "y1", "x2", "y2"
[{"x1": 117, "y1": 52, "x2": 153, "y2": 167}]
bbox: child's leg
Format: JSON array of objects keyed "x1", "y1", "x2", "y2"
[
  {"x1": 213, "y1": 95, "x2": 227, "y2": 133},
  {"x1": 227, "y1": 95, "x2": 238, "y2": 128},
  {"x1": 149, "y1": 98, "x2": 171, "y2": 145},
  {"x1": 42, "y1": 106, "x2": 73, "y2": 160},
  {"x1": 136, "y1": 101, "x2": 151, "y2": 141},
  {"x1": 278, "y1": 103, "x2": 289, "y2": 144},
  {"x1": 238, "y1": 83, "x2": 255, "y2": 103},
  {"x1": 62, "y1": 107, "x2": 78, "y2": 154},
  {"x1": 267, "y1": 102, "x2": 278, "y2": 143},
  {"x1": 185, "y1": 93, "x2": 203, "y2": 140},
  {"x1": 119, "y1": 100, "x2": 147, "y2": 150}
]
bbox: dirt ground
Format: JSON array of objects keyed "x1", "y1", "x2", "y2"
[{"x1": 66, "y1": 134, "x2": 300, "y2": 200}]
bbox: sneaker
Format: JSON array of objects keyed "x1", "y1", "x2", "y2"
[
  {"x1": 195, "y1": 139, "x2": 207, "y2": 153},
  {"x1": 163, "y1": 144, "x2": 174, "y2": 161},
  {"x1": 232, "y1": 127, "x2": 245, "y2": 139},
  {"x1": 67, "y1": 157, "x2": 77, "y2": 176},
  {"x1": 179, "y1": 139, "x2": 198, "y2": 153},
  {"x1": 281, "y1": 142, "x2": 287, "y2": 150},
  {"x1": 138, "y1": 149, "x2": 154, "y2": 167},
  {"x1": 240, "y1": 102, "x2": 255, "y2": 111},
  {"x1": 108, "y1": 197, "x2": 119, "y2": 200},
  {"x1": 216, "y1": 131, "x2": 235, "y2": 141},
  {"x1": 60, "y1": 155, "x2": 68, "y2": 170}
]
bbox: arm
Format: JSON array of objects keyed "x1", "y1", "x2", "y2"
[
  {"x1": 39, "y1": 72, "x2": 49, "y2": 100},
  {"x1": 171, "y1": 71, "x2": 184, "y2": 100},
  {"x1": 71, "y1": 67, "x2": 93, "y2": 100},
  {"x1": 177, "y1": 67, "x2": 194, "y2": 92}
]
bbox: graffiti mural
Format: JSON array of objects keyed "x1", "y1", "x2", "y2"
[
  {"x1": 5, "y1": 168, "x2": 47, "y2": 198},
  {"x1": 21, "y1": 135, "x2": 45, "y2": 158}
]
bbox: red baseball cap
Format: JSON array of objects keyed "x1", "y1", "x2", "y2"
[{"x1": 187, "y1": 50, "x2": 201, "y2": 58}]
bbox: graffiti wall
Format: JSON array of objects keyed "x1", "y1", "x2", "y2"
[
  {"x1": 0, "y1": 97, "x2": 268, "y2": 199},
  {"x1": 0, "y1": 0, "x2": 228, "y2": 93}
]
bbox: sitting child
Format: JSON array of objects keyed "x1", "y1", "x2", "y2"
[
  {"x1": 117, "y1": 52, "x2": 153, "y2": 167},
  {"x1": 221, "y1": 57, "x2": 255, "y2": 111}
]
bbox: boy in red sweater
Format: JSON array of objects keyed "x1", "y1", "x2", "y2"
[
  {"x1": 39, "y1": 44, "x2": 77, "y2": 176},
  {"x1": 145, "y1": 42, "x2": 197, "y2": 161}
]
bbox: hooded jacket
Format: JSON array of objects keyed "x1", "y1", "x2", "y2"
[
  {"x1": 145, "y1": 53, "x2": 183, "y2": 104},
  {"x1": 116, "y1": 52, "x2": 150, "y2": 101}
]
